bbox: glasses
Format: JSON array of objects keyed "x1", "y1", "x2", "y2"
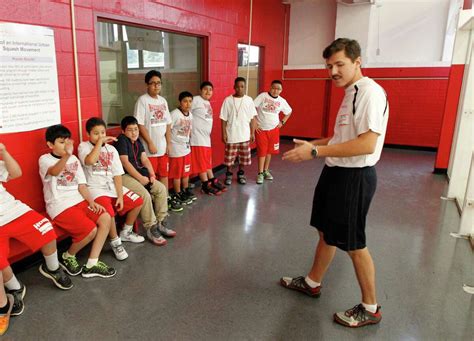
[{"x1": 148, "y1": 81, "x2": 162, "y2": 86}]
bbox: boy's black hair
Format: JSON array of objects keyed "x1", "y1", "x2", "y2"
[
  {"x1": 45, "y1": 124, "x2": 71, "y2": 143},
  {"x1": 234, "y1": 77, "x2": 246, "y2": 85},
  {"x1": 200, "y1": 81, "x2": 213, "y2": 90},
  {"x1": 179, "y1": 91, "x2": 193, "y2": 102},
  {"x1": 271, "y1": 80, "x2": 282, "y2": 86},
  {"x1": 322, "y1": 38, "x2": 361, "y2": 62},
  {"x1": 121, "y1": 116, "x2": 138, "y2": 131},
  {"x1": 145, "y1": 70, "x2": 162, "y2": 84},
  {"x1": 85, "y1": 117, "x2": 106, "y2": 133}
]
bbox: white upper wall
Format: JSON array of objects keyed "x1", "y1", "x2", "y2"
[
  {"x1": 287, "y1": 0, "x2": 337, "y2": 65},
  {"x1": 285, "y1": 0, "x2": 458, "y2": 68},
  {"x1": 367, "y1": 0, "x2": 452, "y2": 64}
]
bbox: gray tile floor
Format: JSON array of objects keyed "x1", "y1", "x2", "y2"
[{"x1": 6, "y1": 141, "x2": 473, "y2": 340}]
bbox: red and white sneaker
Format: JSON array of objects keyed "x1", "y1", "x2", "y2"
[
  {"x1": 334, "y1": 304, "x2": 382, "y2": 328},
  {"x1": 280, "y1": 276, "x2": 321, "y2": 297},
  {"x1": 211, "y1": 178, "x2": 227, "y2": 192},
  {"x1": 201, "y1": 183, "x2": 221, "y2": 196},
  {"x1": 146, "y1": 225, "x2": 167, "y2": 246}
]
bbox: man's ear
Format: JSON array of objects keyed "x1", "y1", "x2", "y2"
[{"x1": 46, "y1": 141, "x2": 54, "y2": 149}]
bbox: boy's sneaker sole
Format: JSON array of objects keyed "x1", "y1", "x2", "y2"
[
  {"x1": 39, "y1": 264, "x2": 73, "y2": 290},
  {"x1": 280, "y1": 276, "x2": 321, "y2": 298}
]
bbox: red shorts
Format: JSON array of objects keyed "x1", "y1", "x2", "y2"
[
  {"x1": 224, "y1": 141, "x2": 251, "y2": 167},
  {"x1": 169, "y1": 154, "x2": 191, "y2": 179},
  {"x1": 191, "y1": 146, "x2": 212, "y2": 173},
  {"x1": 256, "y1": 127, "x2": 280, "y2": 157},
  {"x1": 149, "y1": 155, "x2": 169, "y2": 178},
  {"x1": 52, "y1": 201, "x2": 103, "y2": 243},
  {"x1": 94, "y1": 190, "x2": 144, "y2": 218},
  {"x1": 0, "y1": 210, "x2": 57, "y2": 269}
]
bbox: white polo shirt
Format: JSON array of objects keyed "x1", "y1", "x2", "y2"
[{"x1": 326, "y1": 77, "x2": 389, "y2": 168}]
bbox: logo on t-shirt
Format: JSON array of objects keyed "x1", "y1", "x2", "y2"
[
  {"x1": 204, "y1": 103, "x2": 213, "y2": 119},
  {"x1": 263, "y1": 97, "x2": 281, "y2": 113},
  {"x1": 92, "y1": 151, "x2": 113, "y2": 175},
  {"x1": 57, "y1": 161, "x2": 79, "y2": 190},
  {"x1": 177, "y1": 119, "x2": 191, "y2": 138},
  {"x1": 149, "y1": 103, "x2": 167, "y2": 126}
]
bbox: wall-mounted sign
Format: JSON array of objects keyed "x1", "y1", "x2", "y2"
[{"x1": 0, "y1": 22, "x2": 60, "y2": 133}]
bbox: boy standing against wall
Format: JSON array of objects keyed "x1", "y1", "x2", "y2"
[
  {"x1": 191, "y1": 81, "x2": 227, "y2": 195},
  {"x1": 220, "y1": 77, "x2": 257, "y2": 185},
  {"x1": 134, "y1": 70, "x2": 183, "y2": 212},
  {"x1": 254, "y1": 80, "x2": 292, "y2": 184}
]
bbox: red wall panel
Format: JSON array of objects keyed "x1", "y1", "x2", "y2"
[
  {"x1": 435, "y1": 64, "x2": 465, "y2": 169},
  {"x1": 0, "y1": 0, "x2": 288, "y2": 214},
  {"x1": 283, "y1": 67, "x2": 450, "y2": 149}
]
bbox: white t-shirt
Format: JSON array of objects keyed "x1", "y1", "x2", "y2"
[
  {"x1": 190, "y1": 95, "x2": 213, "y2": 147},
  {"x1": 78, "y1": 141, "x2": 129, "y2": 200},
  {"x1": 326, "y1": 77, "x2": 389, "y2": 168},
  {"x1": 254, "y1": 92, "x2": 292, "y2": 130},
  {"x1": 169, "y1": 109, "x2": 192, "y2": 157},
  {"x1": 219, "y1": 95, "x2": 257, "y2": 143},
  {"x1": 0, "y1": 161, "x2": 31, "y2": 226},
  {"x1": 38, "y1": 154, "x2": 87, "y2": 219},
  {"x1": 134, "y1": 93, "x2": 172, "y2": 157}
]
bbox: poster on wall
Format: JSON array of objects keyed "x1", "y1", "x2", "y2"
[{"x1": 0, "y1": 22, "x2": 60, "y2": 133}]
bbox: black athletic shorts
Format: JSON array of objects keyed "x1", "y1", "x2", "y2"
[{"x1": 310, "y1": 165, "x2": 377, "y2": 251}]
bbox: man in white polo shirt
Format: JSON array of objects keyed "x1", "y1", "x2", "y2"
[{"x1": 280, "y1": 38, "x2": 389, "y2": 328}]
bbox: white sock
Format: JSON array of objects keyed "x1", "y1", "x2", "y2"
[
  {"x1": 86, "y1": 258, "x2": 98, "y2": 268},
  {"x1": 123, "y1": 224, "x2": 133, "y2": 233},
  {"x1": 44, "y1": 251, "x2": 59, "y2": 271},
  {"x1": 305, "y1": 276, "x2": 321, "y2": 288},
  {"x1": 110, "y1": 237, "x2": 121, "y2": 247},
  {"x1": 362, "y1": 302, "x2": 378, "y2": 313},
  {"x1": 4, "y1": 275, "x2": 21, "y2": 291},
  {"x1": 63, "y1": 251, "x2": 74, "y2": 259}
]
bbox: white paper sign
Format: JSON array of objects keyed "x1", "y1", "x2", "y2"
[{"x1": 0, "y1": 23, "x2": 60, "y2": 133}]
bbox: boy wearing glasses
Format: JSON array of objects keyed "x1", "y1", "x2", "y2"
[{"x1": 134, "y1": 70, "x2": 183, "y2": 212}]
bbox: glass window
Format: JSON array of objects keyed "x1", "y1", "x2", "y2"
[
  {"x1": 97, "y1": 20, "x2": 203, "y2": 126},
  {"x1": 238, "y1": 44, "x2": 260, "y2": 98}
]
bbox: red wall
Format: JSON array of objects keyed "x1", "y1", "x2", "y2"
[
  {"x1": 0, "y1": 0, "x2": 288, "y2": 213},
  {"x1": 282, "y1": 67, "x2": 450, "y2": 149}
]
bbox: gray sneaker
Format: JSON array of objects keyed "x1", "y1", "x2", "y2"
[
  {"x1": 158, "y1": 219, "x2": 177, "y2": 238},
  {"x1": 256, "y1": 172, "x2": 264, "y2": 184},
  {"x1": 237, "y1": 170, "x2": 246, "y2": 185},
  {"x1": 263, "y1": 169, "x2": 274, "y2": 180},
  {"x1": 110, "y1": 240, "x2": 128, "y2": 261},
  {"x1": 146, "y1": 225, "x2": 167, "y2": 246},
  {"x1": 225, "y1": 172, "x2": 233, "y2": 186}
]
